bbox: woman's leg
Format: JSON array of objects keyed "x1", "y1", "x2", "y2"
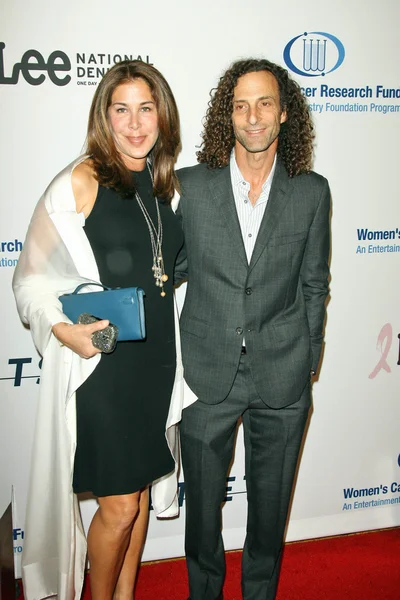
[
  {"x1": 113, "y1": 488, "x2": 149, "y2": 600},
  {"x1": 88, "y1": 488, "x2": 149, "y2": 600}
]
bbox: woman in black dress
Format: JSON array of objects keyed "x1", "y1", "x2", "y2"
[{"x1": 51, "y1": 61, "x2": 183, "y2": 599}]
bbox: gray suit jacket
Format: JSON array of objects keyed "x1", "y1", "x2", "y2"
[{"x1": 175, "y1": 159, "x2": 330, "y2": 408}]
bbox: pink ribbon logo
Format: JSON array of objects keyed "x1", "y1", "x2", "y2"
[{"x1": 369, "y1": 323, "x2": 392, "y2": 379}]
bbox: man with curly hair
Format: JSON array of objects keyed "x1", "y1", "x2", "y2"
[{"x1": 175, "y1": 58, "x2": 331, "y2": 600}]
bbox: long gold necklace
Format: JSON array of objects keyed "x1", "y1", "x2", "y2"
[{"x1": 134, "y1": 162, "x2": 168, "y2": 297}]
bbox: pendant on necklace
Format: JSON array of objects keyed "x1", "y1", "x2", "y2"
[
  {"x1": 152, "y1": 262, "x2": 168, "y2": 296},
  {"x1": 135, "y1": 163, "x2": 168, "y2": 297}
]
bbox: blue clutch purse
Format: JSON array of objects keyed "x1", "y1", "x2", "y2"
[{"x1": 59, "y1": 283, "x2": 146, "y2": 341}]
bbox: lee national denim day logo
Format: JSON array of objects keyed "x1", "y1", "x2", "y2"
[
  {"x1": 283, "y1": 31, "x2": 345, "y2": 77},
  {"x1": 283, "y1": 31, "x2": 400, "y2": 116},
  {"x1": 0, "y1": 42, "x2": 152, "y2": 87}
]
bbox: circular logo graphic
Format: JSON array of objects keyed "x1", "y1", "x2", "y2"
[{"x1": 283, "y1": 31, "x2": 345, "y2": 77}]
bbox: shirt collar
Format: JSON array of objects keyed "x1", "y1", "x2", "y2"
[{"x1": 230, "y1": 150, "x2": 277, "y2": 193}]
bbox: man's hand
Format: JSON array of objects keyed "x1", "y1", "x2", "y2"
[{"x1": 52, "y1": 320, "x2": 109, "y2": 359}]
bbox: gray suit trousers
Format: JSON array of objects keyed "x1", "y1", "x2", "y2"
[{"x1": 180, "y1": 354, "x2": 310, "y2": 600}]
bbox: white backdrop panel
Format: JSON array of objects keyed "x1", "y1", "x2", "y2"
[{"x1": 1, "y1": 0, "x2": 399, "y2": 575}]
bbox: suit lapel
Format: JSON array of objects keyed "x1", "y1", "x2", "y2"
[
  {"x1": 248, "y1": 160, "x2": 292, "y2": 273},
  {"x1": 209, "y1": 166, "x2": 248, "y2": 267}
]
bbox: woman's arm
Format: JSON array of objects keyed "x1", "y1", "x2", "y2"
[
  {"x1": 51, "y1": 160, "x2": 105, "y2": 357},
  {"x1": 52, "y1": 320, "x2": 108, "y2": 358},
  {"x1": 13, "y1": 159, "x2": 104, "y2": 358},
  {"x1": 72, "y1": 159, "x2": 98, "y2": 218}
]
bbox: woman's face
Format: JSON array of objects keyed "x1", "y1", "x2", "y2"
[{"x1": 107, "y1": 78, "x2": 159, "y2": 170}]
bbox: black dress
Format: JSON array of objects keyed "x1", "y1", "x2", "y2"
[{"x1": 73, "y1": 167, "x2": 183, "y2": 497}]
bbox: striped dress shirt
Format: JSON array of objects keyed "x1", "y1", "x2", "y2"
[{"x1": 230, "y1": 152, "x2": 277, "y2": 263}]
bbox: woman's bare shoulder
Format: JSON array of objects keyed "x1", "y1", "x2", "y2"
[{"x1": 72, "y1": 159, "x2": 98, "y2": 216}]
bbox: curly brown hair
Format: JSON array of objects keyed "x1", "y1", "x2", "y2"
[
  {"x1": 87, "y1": 60, "x2": 181, "y2": 201},
  {"x1": 197, "y1": 58, "x2": 314, "y2": 176}
]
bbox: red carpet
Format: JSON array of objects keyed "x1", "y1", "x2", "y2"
[{"x1": 19, "y1": 528, "x2": 400, "y2": 599}]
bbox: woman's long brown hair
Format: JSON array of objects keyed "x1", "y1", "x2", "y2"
[{"x1": 86, "y1": 60, "x2": 181, "y2": 201}]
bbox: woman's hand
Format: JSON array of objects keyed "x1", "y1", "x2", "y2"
[{"x1": 52, "y1": 320, "x2": 110, "y2": 359}]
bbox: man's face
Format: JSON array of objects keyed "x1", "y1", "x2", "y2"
[{"x1": 232, "y1": 70, "x2": 287, "y2": 156}]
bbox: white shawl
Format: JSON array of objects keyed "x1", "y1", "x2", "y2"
[{"x1": 12, "y1": 156, "x2": 185, "y2": 600}]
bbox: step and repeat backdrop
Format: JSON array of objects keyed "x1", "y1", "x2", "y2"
[{"x1": 1, "y1": 0, "x2": 399, "y2": 577}]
